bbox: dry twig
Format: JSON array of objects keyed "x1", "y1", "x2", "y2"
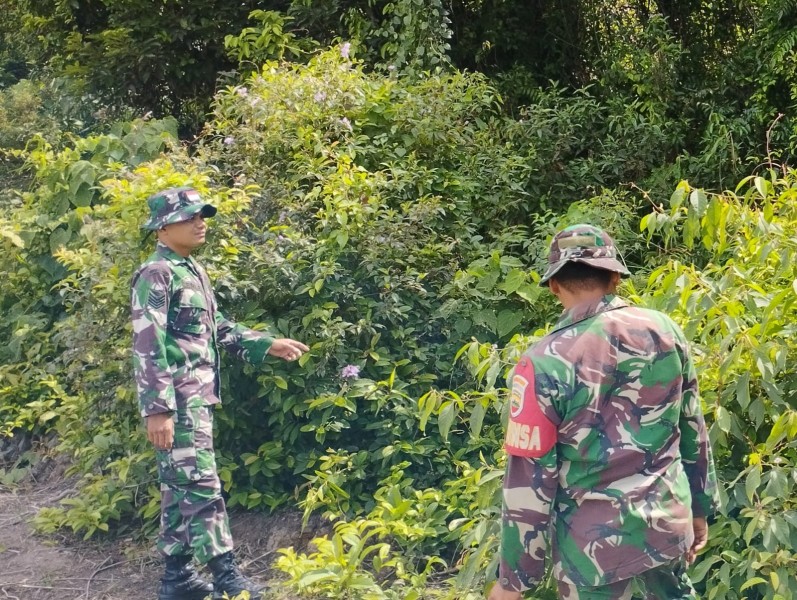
[
  {"x1": 84, "y1": 556, "x2": 112, "y2": 598},
  {"x1": 0, "y1": 583, "x2": 83, "y2": 592},
  {"x1": 84, "y1": 557, "x2": 137, "y2": 599}
]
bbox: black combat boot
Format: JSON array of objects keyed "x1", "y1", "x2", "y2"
[
  {"x1": 158, "y1": 554, "x2": 214, "y2": 600},
  {"x1": 207, "y1": 551, "x2": 266, "y2": 599}
]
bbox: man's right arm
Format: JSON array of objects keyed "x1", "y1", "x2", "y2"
[
  {"x1": 496, "y1": 353, "x2": 561, "y2": 594},
  {"x1": 498, "y1": 450, "x2": 558, "y2": 593},
  {"x1": 131, "y1": 265, "x2": 177, "y2": 417}
]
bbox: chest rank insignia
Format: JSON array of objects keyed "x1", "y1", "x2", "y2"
[
  {"x1": 504, "y1": 357, "x2": 557, "y2": 458},
  {"x1": 147, "y1": 288, "x2": 167, "y2": 310}
]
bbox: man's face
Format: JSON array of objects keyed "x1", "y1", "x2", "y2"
[{"x1": 158, "y1": 213, "x2": 207, "y2": 255}]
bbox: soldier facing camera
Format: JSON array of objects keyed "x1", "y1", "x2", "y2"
[{"x1": 131, "y1": 187, "x2": 309, "y2": 600}]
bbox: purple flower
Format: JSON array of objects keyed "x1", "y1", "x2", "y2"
[
  {"x1": 223, "y1": 136, "x2": 235, "y2": 146},
  {"x1": 236, "y1": 87, "x2": 249, "y2": 97},
  {"x1": 278, "y1": 211, "x2": 288, "y2": 223},
  {"x1": 314, "y1": 91, "x2": 327, "y2": 103},
  {"x1": 340, "y1": 364, "x2": 360, "y2": 379},
  {"x1": 340, "y1": 42, "x2": 351, "y2": 59},
  {"x1": 339, "y1": 117, "x2": 353, "y2": 132}
]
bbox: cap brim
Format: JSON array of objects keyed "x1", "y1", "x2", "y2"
[
  {"x1": 539, "y1": 257, "x2": 630, "y2": 286},
  {"x1": 145, "y1": 204, "x2": 217, "y2": 230}
]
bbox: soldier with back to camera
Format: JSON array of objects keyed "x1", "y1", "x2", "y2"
[{"x1": 489, "y1": 224, "x2": 719, "y2": 600}]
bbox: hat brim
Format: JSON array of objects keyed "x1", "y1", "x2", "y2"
[
  {"x1": 143, "y1": 203, "x2": 217, "y2": 230},
  {"x1": 539, "y1": 257, "x2": 631, "y2": 287}
]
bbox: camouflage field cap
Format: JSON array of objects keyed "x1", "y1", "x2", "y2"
[
  {"x1": 539, "y1": 224, "x2": 630, "y2": 286},
  {"x1": 143, "y1": 187, "x2": 217, "y2": 231}
]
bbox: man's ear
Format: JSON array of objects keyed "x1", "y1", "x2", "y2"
[
  {"x1": 548, "y1": 278, "x2": 561, "y2": 296},
  {"x1": 608, "y1": 271, "x2": 621, "y2": 291}
]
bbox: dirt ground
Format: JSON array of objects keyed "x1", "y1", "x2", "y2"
[{"x1": 0, "y1": 456, "x2": 322, "y2": 600}]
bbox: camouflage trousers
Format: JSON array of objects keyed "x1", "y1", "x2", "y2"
[
  {"x1": 155, "y1": 405, "x2": 233, "y2": 564},
  {"x1": 557, "y1": 558, "x2": 696, "y2": 599}
]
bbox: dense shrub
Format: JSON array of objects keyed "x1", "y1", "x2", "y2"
[{"x1": 2, "y1": 47, "x2": 797, "y2": 598}]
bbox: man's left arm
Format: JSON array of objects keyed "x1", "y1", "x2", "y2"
[{"x1": 216, "y1": 312, "x2": 308, "y2": 363}]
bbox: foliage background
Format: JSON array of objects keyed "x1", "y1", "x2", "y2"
[{"x1": 2, "y1": 1, "x2": 797, "y2": 598}]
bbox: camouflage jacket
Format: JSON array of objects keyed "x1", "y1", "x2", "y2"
[
  {"x1": 131, "y1": 242, "x2": 274, "y2": 417},
  {"x1": 499, "y1": 295, "x2": 719, "y2": 590}
]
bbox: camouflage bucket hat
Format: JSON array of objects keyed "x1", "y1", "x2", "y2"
[
  {"x1": 142, "y1": 187, "x2": 217, "y2": 231},
  {"x1": 539, "y1": 224, "x2": 631, "y2": 286}
]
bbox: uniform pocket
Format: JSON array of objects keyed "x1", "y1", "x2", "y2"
[
  {"x1": 169, "y1": 287, "x2": 211, "y2": 335},
  {"x1": 157, "y1": 446, "x2": 202, "y2": 485},
  {"x1": 156, "y1": 407, "x2": 216, "y2": 485},
  {"x1": 172, "y1": 307, "x2": 207, "y2": 335}
]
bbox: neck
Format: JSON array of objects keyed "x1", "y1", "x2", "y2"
[
  {"x1": 559, "y1": 289, "x2": 610, "y2": 310},
  {"x1": 158, "y1": 237, "x2": 192, "y2": 258}
]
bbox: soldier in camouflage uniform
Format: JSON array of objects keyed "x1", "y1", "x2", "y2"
[
  {"x1": 132, "y1": 187, "x2": 309, "y2": 600},
  {"x1": 489, "y1": 224, "x2": 719, "y2": 600}
]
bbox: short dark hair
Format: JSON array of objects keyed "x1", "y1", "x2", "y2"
[{"x1": 550, "y1": 261, "x2": 616, "y2": 291}]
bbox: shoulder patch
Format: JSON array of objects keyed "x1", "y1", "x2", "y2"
[{"x1": 504, "y1": 357, "x2": 558, "y2": 458}]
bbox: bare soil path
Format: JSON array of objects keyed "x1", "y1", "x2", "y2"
[{"x1": 0, "y1": 462, "x2": 319, "y2": 600}]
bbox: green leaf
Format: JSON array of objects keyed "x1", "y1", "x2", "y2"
[
  {"x1": 716, "y1": 406, "x2": 731, "y2": 433},
  {"x1": 39, "y1": 410, "x2": 58, "y2": 423},
  {"x1": 770, "y1": 515, "x2": 791, "y2": 547},
  {"x1": 669, "y1": 183, "x2": 687, "y2": 210},
  {"x1": 438, "y1": 401, "x2": 456, "y2": 441},
  {"x1": 754, "y1": 176, "x2": 768, "y2": 199},
  {"x1": 67, "y1": 160, "x2": 97, "y2": 207},
  {"x1": 49, "y1": 227, "x2": 71, "y2": 253},
  {"x1": 735, "y1": 372, "x2": 750, "y2": 410},
  {"x1": 765, "y1": 468, "x2": 788, "y2": 498},
  {"x1": 496, "y1": 309, "x2": 523, "y2": 337},
  {"x1": 0, "y1": 228, "x2": 24, "y2": 248},
  {"x1": 473, "y1": 308, "x2": 497, "y2": 333},
  {"x1": 500, "y1": 269, "x2": 525, "y2": 294},
  {"x1": 515, "y1": 284, "x2": 541, "y2": 304},
  {"x1": 689, "y1": 188, "x2": 708, "y2": 216},
  {"x1": 469, "y1": 399, "x2": 486, "y2": 437},
  {"x1": 297, "y1": 569, "x2": 337, "y2": 587},
  {"x1": 689, "y1": 555, "x2": 719, "y2": 583},
  {"x1": 740, "y1": 577, "x2": 767, "y2": 592},
  {"x1": 746, "y1": 466, "x2": 761, "y2": 503}
]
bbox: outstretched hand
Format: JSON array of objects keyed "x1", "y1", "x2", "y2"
[{"x1": 268, "y1": 338, "x2": 310, "y2": 362}]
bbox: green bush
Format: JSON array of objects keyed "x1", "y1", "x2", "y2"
[{"x1": 2, "y1": 47, "x2": 797, "y2": 599}]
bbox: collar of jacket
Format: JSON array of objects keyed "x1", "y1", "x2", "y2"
[
  {"x1": 155, "y1": 241, "x2": 191, "y2": 264},
  {"x1": 550, "y1": 294, "x2": 629, "y2": 334}
]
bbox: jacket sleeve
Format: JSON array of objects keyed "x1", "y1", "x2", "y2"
[
  {"x1": 215, "y1": 312, "x2": 274, "y2": 364},
  {"x1": 498, "y1": 448, "x2": 558, "y2": 591},
  {"x1": 677, "y1": 332, "x2": 720, "y2": 518},
  {"x1": 498, "y1": 353, "x2": 561, "y2": 592},
  {"x1": 131, "y1": 265, "x2": 176, "y2": 417}
]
